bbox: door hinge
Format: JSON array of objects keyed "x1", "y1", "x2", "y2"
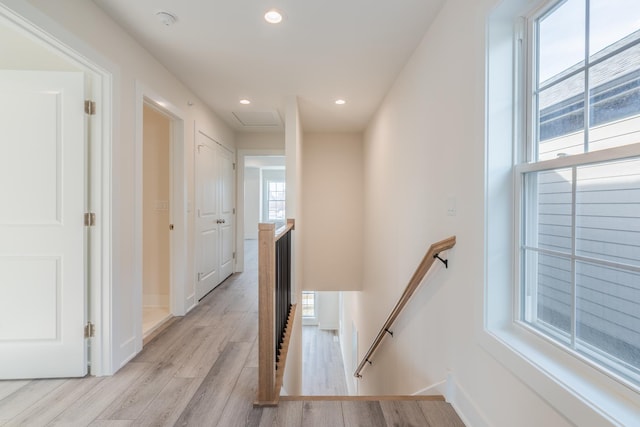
[
  {"x1": 233, "y1": 208, "x2": 236, "y2": 214},
  {"x1": 233, "y1": 251, "x2": 236, "y2": 259},
  {"x1": 84, "y1": 212, "x2": 96, "y2": 226},
  {"x1": 169, "y1": 224, "x2": 174, "y2": 230},
  {"x1": 84, "y1": 100, "x2": 96, "y2": 115},
  {"x1": 233, "y1": 163, "x2": 236, "y2": 170},
  {"x1": 84, "y1": 322, "x2": 95, "y2": 338}
]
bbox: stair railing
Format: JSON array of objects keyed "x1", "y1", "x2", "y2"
[
  {"x1": 354, "y1": 236, "x2": 456, "y2": 378},
  {"x1": 255, "y1": 219, "x2": 296, "y2": 406}
]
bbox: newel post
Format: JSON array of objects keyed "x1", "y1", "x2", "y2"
[{"x1": 257, "y1": 223, "x2": 276, "y2": 403}]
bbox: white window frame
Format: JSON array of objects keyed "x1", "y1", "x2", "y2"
[
  {"x1": 516, "y1": 0, "x2": 640, "y2": 389},
  {"x1": 302, "y1": 291, "x2": 318, "y2": 325},
  {"x1": 266, "y1": 180, "x2": 286, "y2": 222},
  {"x1": 484, "y1": 1, "x2": 640, "y2": 425}
]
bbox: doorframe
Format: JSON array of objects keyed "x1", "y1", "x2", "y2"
[
  {"x1": 236, "y1": 149, "x2": 285, "y2": 272},
  {"x1": 135, "y1": 82, "x2": 187, "y2": 352},
  {"x1": 0, "y1": 1, "x2": 114, "y2": 376}
]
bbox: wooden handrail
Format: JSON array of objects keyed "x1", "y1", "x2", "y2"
[
  {"x1": 275, "y1": 219, "x2": 295, "y2": 241},
  {"x1": 353, "y1": 236, "x2": 456, "y2": 378}
]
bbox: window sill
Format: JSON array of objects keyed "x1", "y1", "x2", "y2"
[{"x1": 480, "y1": 323, "x2": 640, "y2": 426}]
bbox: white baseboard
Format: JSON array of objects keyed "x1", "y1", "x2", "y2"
[
  {"x1": 412, "y1": 379, "x2": 447, "y2": 396},
  {"x1": 413, "y1": 373, "x2": 492, "y2": 427},
  {"x1": 444, "y1": 373, "x2": 492, "y2": 427}
]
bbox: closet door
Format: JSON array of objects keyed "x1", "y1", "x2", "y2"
[
  {"x1": 218, "y1": 147, "x2": 235, "y2": 281},
  {"x1": 195, "y1": 132, "x2": 220, "y2": 300},
  {"x1": 195, "y1": 131, "x2": 235, "y2": 300}
]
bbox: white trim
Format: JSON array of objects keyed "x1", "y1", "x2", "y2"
[
  {"x1": 480, "y1": 328, "x2": 640, "y2": 426},
  {"x1": 516, "y1": 142, "x2": 640, "y2": 173},
  {"x1": 236, "y1": 148, "x2": 285, "y2": 272},
  {"x1": 411, "y1": 379, "x2": 446, "y2": 396},
  {"x1": 169, "y1": 109, "x2": 188, "y2": 317},
  {"x1": 0, "y1": 0, "x2": 115, "y2": 376},
  {"x1": 135, "y1": 81, "x2": 188, "y2": 355},
  {"x1": 411, "y1": 374, "x2": 492, "y2": 427},
  {"x1": 443, "y1": 373, "x2": 492, "y2": 427},
  {"x1": 90, "y1": 62, "x2": 113, "y2": 377}
]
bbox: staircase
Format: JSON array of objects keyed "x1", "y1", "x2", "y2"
[
  {"x1": 254, "y1": 231, "x2": 464, "y2": 424},
  {"x1": 296, "y1": 327, "x2": 466, "y2": 425},
  {"x1": 271, "y1": 395, "x2": 465, "y2": 426}
]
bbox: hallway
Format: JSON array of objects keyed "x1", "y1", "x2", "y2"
[{"x1": 0, "y1": 240, "x2": 464, "y2": 426}]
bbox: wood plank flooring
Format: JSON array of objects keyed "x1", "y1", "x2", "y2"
[
  {"x1": 0, "y1": 240, "x2": 465, "y2": 426},
  {"x1": 302, "y1": 326, "x2": 348, "y2": 395}
]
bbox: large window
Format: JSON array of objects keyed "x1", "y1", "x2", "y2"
[
  {"x1": 267, "y1": 181, "x2": 286, "y2": 222},
  {"x1": 260, "y1": 168, "x2": 286, "y2": 226},
  {"x1": 519, "y1": 0, "x2": 640, "y2": 386},
  {"x1": 302, "y1": 291, "x2": 316, "y2": 318},
  {"x1": 301, "y1": 291, "x2": 317, "y2": 325}
]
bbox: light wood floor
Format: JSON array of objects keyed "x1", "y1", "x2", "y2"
[
  {"x1": 302, "y1": 326, "x2": 349, "y2": 395},
  {"x1": 0, "y1": 240, "x2": 465, "y2": 426}
]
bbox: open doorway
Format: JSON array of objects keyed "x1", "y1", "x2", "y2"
[
  {"x1": 142, "y1": 103, "x2": 172, "y2": 337},
  {"x1": 243, "y1": 155, "x2": 286, "y2": 239},
  {"x1": 236, "y1": 150, "x2": 285, "y2": 272},
  {"x1": 134, "y1": 83, "x2": 187, "y2": 352}
]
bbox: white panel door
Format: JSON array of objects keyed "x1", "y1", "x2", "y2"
[
  {"x1": 218, "y1": 147, "x2": 235, "y2": 280},
  {"x1": 195, "y1": 131, "x2": 235, "y2": 300},
  {"x1": 196, "y1": 133, "x2": 220, "y2": 300},
  {"x1": 0, "y1": 71, "x2": 87, "y2": 379}
]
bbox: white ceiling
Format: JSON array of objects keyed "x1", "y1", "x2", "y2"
[{"x1": 93, "y1": 0, "x2": 445, "y2": 133}]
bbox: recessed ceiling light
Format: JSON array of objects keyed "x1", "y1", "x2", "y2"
[
  {"x1": 240, "y1": 99, "x2": 251, "y2": 105},
  {"x1": 264, "y1": 9, "x2": 283, "y2": 24},
  {"x1": 155, "y1": 11, "x2": 177, "y2": 26},
  {"x1": 335, "y1": 99, "x2": 346, "y2": 105}
]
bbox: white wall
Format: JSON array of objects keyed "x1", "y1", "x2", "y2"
[
  {"x1": 0, "y1": 21, "x2": 78, "y2": 70},
  {"x1": 302, "y1": 133, "x2": 363, "y2": 292},
  {"x1": 317, "y1": 291, "x2": 339, "y2": 330},
  {"x1": 340, "y1": 0, "x2": 576, "y2": 426},
  {"x1": 283, "y1": 97, "x2": 303, "y2": 395},
  {"x1": 14, "y1": 0, "x2": 236, "y2": 372},
  {"x1": 236, "y1": 132, "x2": 285, "y2": 150},
  {"x1": 243, "y1": 167, "x2": 260, "y2": 239},
  {"x1": 339, "y1": 291, "x2": 360, "y2": 395}
]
